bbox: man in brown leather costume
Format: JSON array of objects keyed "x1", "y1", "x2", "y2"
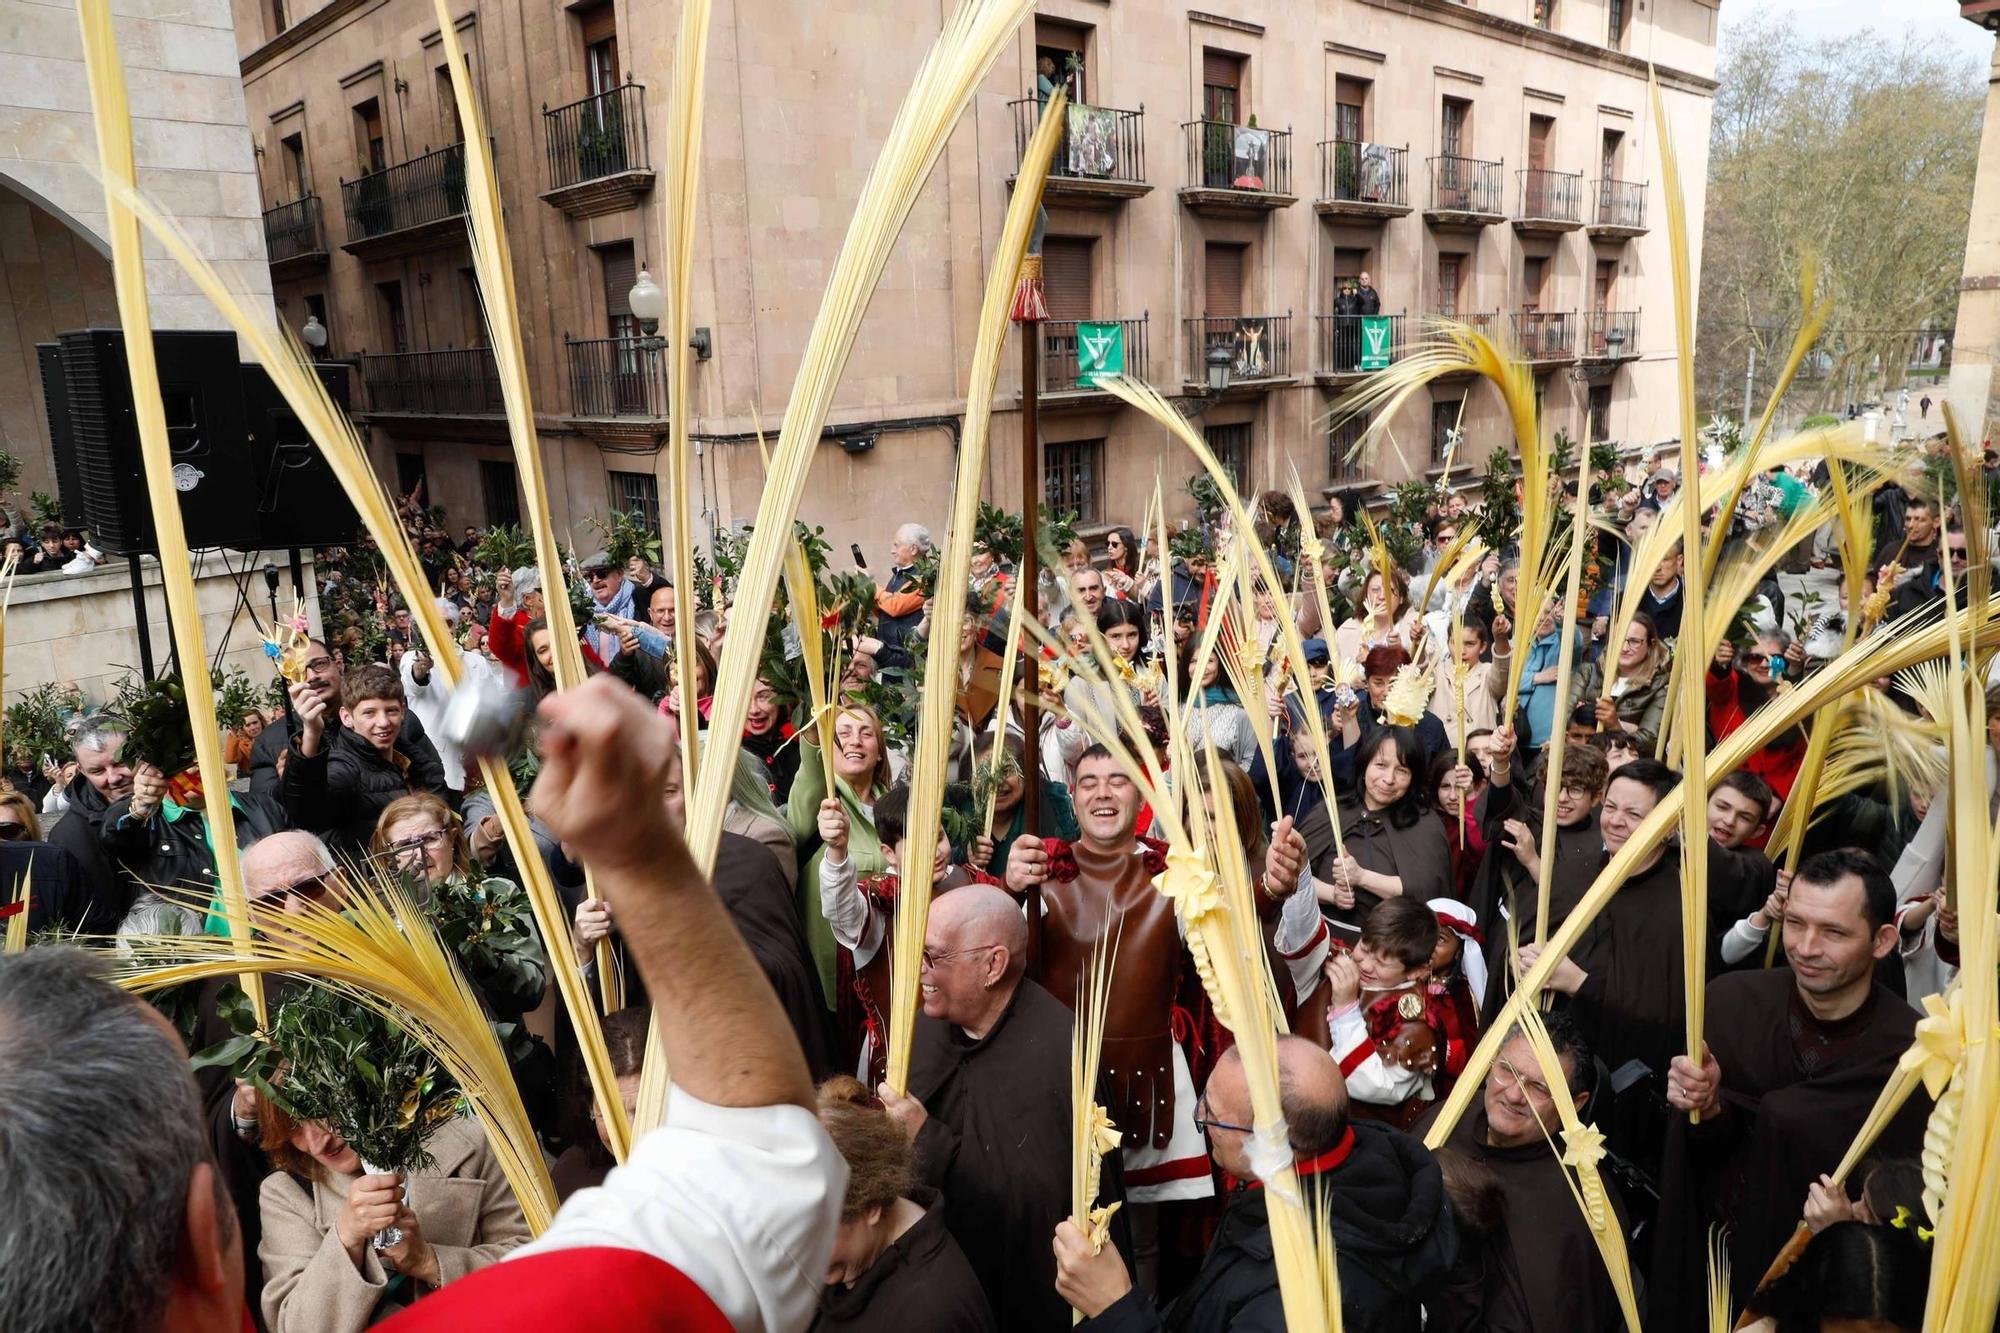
[{"x1": 1005, "y1": 746, "x2": 1327, "y2": 1264}]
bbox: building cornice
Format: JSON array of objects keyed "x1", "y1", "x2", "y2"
[
  {"x1": 338, "y1": 58, "x2": 384, "y2": 90},
  {"x1": 1326, "y1": 42, "x2": 1388, "y2": 64},
  {"x1": 1357, "y1": 0, "x2": 1720, "y2": 96},
  {"x1": 241, "y1": 0, "x2": 374, "y2": 77},
  {"x1": 1187, "y1": 10, "x2": 1265, "y2": 37}
]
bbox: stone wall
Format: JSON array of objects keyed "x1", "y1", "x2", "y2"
[{"x1": 2, "y1": 549, "x2": 320, "y2": 718}]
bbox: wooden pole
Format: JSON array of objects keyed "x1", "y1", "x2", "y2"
[{"x1": 1020, "y1": 317, "x2": 1043, "y2": 965}]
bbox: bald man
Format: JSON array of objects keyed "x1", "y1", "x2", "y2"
[
  {"x1": 1056, "y1": 1036, "x2": 1458, "y2": 1331},
  {"x1": 881, "y1": 886, "x2": 1097, "y2": 1331}
]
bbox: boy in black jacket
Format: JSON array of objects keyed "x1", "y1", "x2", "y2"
[{"x1": 282, "y1": 663, "x2": 454, "y2": 860}]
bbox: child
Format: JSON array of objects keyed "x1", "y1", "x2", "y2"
[
  {"x1": 1424, "y1": 898, "x2": 1486, "y2": 1098},
  {"x1": 1323, "y1": 897, "x2": 1467, "y2": 1129}
]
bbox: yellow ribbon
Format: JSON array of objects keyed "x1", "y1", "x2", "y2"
[{"x1": 1900, "y1": 989, "x2": 1965, "y2": 1099}]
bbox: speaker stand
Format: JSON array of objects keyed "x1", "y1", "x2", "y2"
[{"x1": 128, "y1": 553, "x2": 155, "y2": 681}]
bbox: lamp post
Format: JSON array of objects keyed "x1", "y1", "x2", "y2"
[
  {"x1": 1206, "y1": 341, "x2": 1233, "y2": 397},
  {"x1": 300, "y1": 315, "x2": 328, "y2": 360}
]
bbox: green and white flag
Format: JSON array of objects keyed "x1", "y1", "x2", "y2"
[
  {"x1": 1077, "y1": 321, "x2": 1125, "y2": 386},
  {"x1": 1359, "y1": 315, "x2": 1393, "y2": 371}
]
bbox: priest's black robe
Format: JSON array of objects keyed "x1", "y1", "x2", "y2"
[
  {"x1": 1423, "y1": 1105, "x2": 1632, "y2": 1333},
  {"x1": 909, "y1": 977, "x2": 1086, "y2": 1333},
  {"x1": 712, "y1": 830, "x2": 838, "y2": 1082},
  {"x1": 1648, "y1": 968, "x2": 1928, "y2": 1325},
  {"x1": 1474, "y1": 781, "x2": 1604, "y2": 1007}
]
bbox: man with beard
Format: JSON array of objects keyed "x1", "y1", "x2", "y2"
[
  {"x1": 45, "y1": 725, "x2": 138, "y2": 931},
  {"x1": 250, "y1": 639, "x2": 446, "y2": 805},
  {"x1": 1007, "y1": 748, "x2": 1325, "y2": 1290},
  {"x1": 1056, "y1": 1036, "x2": 1458, "y2": 1331},
  {"x1": 878, "y1": 885, "x2": 1084, "y2": 1332},
  {"x1": 1655, "y1": 850, "x2": 1925, "y2": 1317},
  {"x1": 1422, "y1": 1013, "x2": 1629, "y2": 1332}
]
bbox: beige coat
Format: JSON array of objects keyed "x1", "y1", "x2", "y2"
[
  {"x1": 1426, "y1": 650, "x2": 1510, "y2": 746},
  {"x1": 258, "y1": 1115, "x2": 529, "y2": 1333}
]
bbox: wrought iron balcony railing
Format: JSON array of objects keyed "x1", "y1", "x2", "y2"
[
  {"x1": 1182, "y1": 120, "x2": 1292, "y2": 195},
  {"x1": 565, "y1": 334, "x2": 670, "y2": 418},
  {"x1": 1039, "y1": 317, "x2": 1149, "y2": 393},
  {"x1": 1584, "y1": 310, "x2": 1639, "y2": 358},
  {"x1": 544, "y1": 82, "x2": 650, "y2": 191},
  {"x1": 1316, "y1": 312, "x2": 1405, "y2": 375},
  {"x1": 1593, "y1": 177, "x2": 1648, "y2": 231},
  {"x1": 1185, "y1": 313, "x2": 1292, "y2": 382},
  {"x1": 1511, "y1": 310, "x2": 1576, "y2": 360},
  {"x1": 1317, "y1": 140, "x2": 1407, "y2": 209},
  {"x1": 341, "y1": 142, "x2": 466, "y2": 241},
  {"x1": 263, "y1": 194, "x2": 324, "y2": 262},
  {"x1": 358, "y1": 346, "x2": 503, "y2": 416},
  {"x1": 1426, "y1": 154, "x2": 1503, "y2": 215},
  {"x1": 1009, "y1": 97, "x2": 1146, "y2": 187},
  {"x1": 1517, "y1": 167, "x2": 1583, "y2": 223}
]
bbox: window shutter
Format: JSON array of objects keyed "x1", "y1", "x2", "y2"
[
  {"x1": 580, "y1": 4, "x2": 616, "y2": 47},
  {"x1": 1042, "y1": 238, "x2": 1093, "y2": 322},
  {"x1": 1203, "y1": 52, "x2": 1240, "y2": 88},
  {"x1": 1204, "y1": 244, "x2": 1244, "y2": 318},
  {"x1": 601, "y1": 244, "x2": 636, "y2": 315}
]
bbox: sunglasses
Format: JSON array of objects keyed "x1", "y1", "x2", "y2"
[
  {"x1": 919, "y1": 943, "x2": 998, "y2": 970},
  {"x1": 0, "y1": 821, "x2": 27, "y2": 842},
  {"x1": 584, "y1": 567, "x2": 617, "y2": 580},
  {"x1": 254, "y1": 873, "x2": 331, "y2": 908}
]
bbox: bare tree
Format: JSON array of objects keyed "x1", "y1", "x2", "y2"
[{"x1": 1696, "y1": 15, "x2": 1984, "y2": 423}]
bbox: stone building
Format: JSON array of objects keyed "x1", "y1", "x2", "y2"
[
  {"x1": 227, "y1": 0, "x2": 1718, "y2": 559},
  {"x1": 1951, "y1": 2, "x2": 2000, "y2": 443}
]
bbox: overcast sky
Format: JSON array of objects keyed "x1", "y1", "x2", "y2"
[{"x1": 1719, "y1": 0, "x2": 1996, "y2": 71}]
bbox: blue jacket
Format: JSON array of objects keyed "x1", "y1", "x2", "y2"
[{"x1": 1516, "y1": 627, "x2": 1585, "y2": 747}]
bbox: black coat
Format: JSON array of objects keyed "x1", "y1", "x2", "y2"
[
  {"x1": 250, "y1": 707, "x2": 444, "y2": 806},
  {"x1": 1085, "y1": 1123, "x2": 1458, "y2": 1333},
  {"x1": 810, "y1": 1188, "x2": 996, "y2": 1332},
  {"x1": 281, "y1": 721, "x2": 453, "y2": 860},
  {"x1": 100, "y1": 791, "x2": 288, "y2": 903},
  {"x1": 876, "y1": 565, "x2": 927, "y2": 667},
  {"x1": 10, "y1": 840, "x2": 100, "y2": 936},
  {"x1": 1356, "y1": 285, "x2": 1382, "y2": 316},
  {"x1": 46, "y1": 772, "x2": 133, "y2": 931}
]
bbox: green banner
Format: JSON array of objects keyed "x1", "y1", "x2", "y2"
[
  {"x1": 1359, "y1": 315, "x2": 1393, "y2": 371},
  {"x1": 1076, "y1": 321, "x2": 1124, "y2": 386}
]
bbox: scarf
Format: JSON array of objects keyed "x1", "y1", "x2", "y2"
[{"x1": 587, "y1": 578, "x2": 636, "y2": 664}]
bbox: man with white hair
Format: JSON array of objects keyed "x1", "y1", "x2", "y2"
[
  {"x1": 873, "y1": 523, "x2": 933, "y2": 669},
  {"x1": 47, "y1": 724, "x2": 137, "y2": 930},
  {"x1": 487, "y1": 564, "x2": 546, "y2": 688}
]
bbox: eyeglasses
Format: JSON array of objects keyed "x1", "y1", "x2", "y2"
[
  {"x1": 303, "y1": 656, "x2": 335, "y2": 674},
  {"x1": 389, "y1": 828, "x2": 451, "y2": 856},
  {"x1": 1192, "y1": 1093, "x2": 1253, "y2": 1136},
  {"x1": 584, "y1": 567, "x2": 617, "y2": 580},
  {"x1": 254, "y1": 873, "x2": 331, "y2": 908},
  {"x1": 0, "y1": 822, "x2": 27, "y2": 841},
  {"x1": 919, "y1": 943, "x2": 998, "y2": 970},
  {"x1": 1491, "y1": 1056, "x2": 1553, "y2": 1101}
]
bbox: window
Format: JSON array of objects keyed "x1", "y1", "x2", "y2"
[
  {"x1": 395, "y1": 452, "x2": 427, "y2": 500},
  {"x1": 1329, "y1": 413, "x2": 1364, "y2": 481},
  {"x1": 1595, "y1": 259, "x2": 1616, "y2": 313},
  {"x1": 1334, "y1": 77, "x2": 1370, "y2": 144},
  {"x1": 1441, "y1": 97, "x2": 1469, "y2": 158},
  {"x1": 1437, "y1": 254, "x2": 1463, "y2": 317},
  {"x1": 280, "y1": 133, "x2": 308, "y2": 199},
  {"x1": 1045, "y1": 438, "x2": 1104, "y2": 523},
  {"x1": 1532, "y1": 0, "x2": 1554, "y2": 29},
  {"x1": 376, "y1": 280, "x2": 408, "y2": 353},
  {"x1": 1527, "y1": 114, "x2": 1554, "y2": 174},
  {"x1": 1430, "y1": 398, "x2": 1461, "y2": 465},
  {"x1": 581, "y1": 3, "x2": 620, "y2": 95},
  {"x1": 459, "y1": 268, "x2": 485, "y2": 347},
  {"x1": 1607, "y1": 0, "x2": 1629, "y2": 48},
  {"x1": 608, "y1": 470, "x2": 660, "y2": 532},
  {"x1": 481, "y1": 459, "x2": 521, "y2": 528},
  {"x1": 353, "y1": 99, "x2": 386, "y2": 175},
  {"x1": 1588, "y1": 385, "x2": 1612, "y2": 443},
  {"x1": 1035, "y1": 18, "x2": 1088, "y2": 102},
  {"x1": 1204, "y1": 243, "x2": 1245, "y2": 318},
  {"x1": 1522, "y1": 256, "x2": 1547, "y2": 311},
  {"x1": 599, "y1": 242, "x2": 638, "y2": 340},
  {"x1": 436, "y1": 66, "x2": 463, "y2": 144},
  {"x1": 1205, "y1": 422, "x2": 1253, "y2": 493},
  {"x1": 1202, "y1": 50, "x2": 1242, "y2": 124},
  {"x1": 1042, "y1": 237, "x2": 1094, "y2": 322},
  {"x1": 1600, "y1": 128, "x2": 1624, "y2": 182},
  {"x1": 270, "y1": 0, "x2": 287, "y2": 37},
  {"x1": 304, "y1": 293, "x2": 330, "y2": 355}
]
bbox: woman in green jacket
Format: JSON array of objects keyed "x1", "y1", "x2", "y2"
[
  {"x1": 1580, "y1": 612, "x2": 1672, "y2": 754},
  {"x1": 788, "y1": 703, "x2": 897, "y2": 1006},
  {"x1": 962, "y1": 729, "x2": 1078, "y2": 876}
]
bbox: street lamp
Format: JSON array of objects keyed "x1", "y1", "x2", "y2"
[
  {"x1": 1206, "y1": 342, "x2": 1233, "y2": 397},
  {"x1": 628, "y1": 268, "x2": 665, "y2": 338},
  {"x1": 300, "y1": 314, "x2": 328, "y2": 357}
]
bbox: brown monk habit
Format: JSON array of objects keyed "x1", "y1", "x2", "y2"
[
  {"x1": 908, "y1": 976, "x2": 1126, "y2": 1333},
  {"x1": 1422, "y1": 1104, "x2": 1632, "y2": 1333},
  {"x1": 1647, "y1": 967, "x2": 1929, "y2": 1325}
]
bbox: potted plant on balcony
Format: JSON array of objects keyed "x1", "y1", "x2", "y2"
[{"x1": 575, "y1": 91, "x2": 628, "y2": 182}]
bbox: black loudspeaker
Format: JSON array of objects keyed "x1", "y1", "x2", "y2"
[
  {"x1": 240, "y1": 361, "x2": 363, "y2": 549},
  {"x1": 33, "y1": 344, "x2": 89, "y2": 529},
  {"x1": 56, "y1": 329, "x2": 256, "y2": 556}
]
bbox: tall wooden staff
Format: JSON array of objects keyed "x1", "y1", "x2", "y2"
[{"x1": 1014, "y1": 203, "x2": 1046, "y2": 963}]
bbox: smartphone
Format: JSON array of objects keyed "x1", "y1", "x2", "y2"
[{"x1": 851, "y1": 543, "x2": 868, "y2": 571}]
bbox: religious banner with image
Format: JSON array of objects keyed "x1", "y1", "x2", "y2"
[
  {"x1": 1231, "y1": 127, "x2": 1269, "y2": 190},
  {"x1": 1076, "y1": 321, "x2": 1125, "y2": 387},
  {"x1": 1066, "y1": 104, "x2": 1117, "y2": 178}
]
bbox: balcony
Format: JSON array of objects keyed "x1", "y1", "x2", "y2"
[
  {"x1": 1581, "y1": 310, "x2": 1640, "y2": 362},
  {"x1": 1510, "y1": 310, "x2": 1577, "y2": 365},
  {"x1": 1429, "y1": 312, "x2": 1497, "y2": 373},
  {"x1": 1037, "y1": 316, "x2": 1149, "y2": 403},
  {"x1": 340, "y1": 142, "x2": 465, "y2": 258},
  {"x1": 541, "y1": 83, "x2": 654, "y2": 220},
  {"x1": 1314, "y1": 141, "x2": 1411, "y2": 221},
  {"x1": 1178, "y1": 120, "x2": 1296, "y2": 215},
  {"x1": 262, "y1": 194, "x2": 326, "y2": 275},
  {"x1": 1315, "y1": 312, "x2": 1406, "y2": 385},
  {"x1": 563, "y1": 335, "x2": 671, "y2": 447},
  {"x1": 1513, "y1": 168, "x2": 1584, "y2": 233},
  {"x1": 1589, "y1": 178, "x2": 1649, "y2": 238},
  {"x1": 1184, "y1": 314, "x2": 1293, "y2": 388},
  {"x1": 1008, "y1": 98, "x2": 1150, "y2": 205},
  {"x1": 356, "y1": 347, "x2": 504, "y2": 427},
  {"x1": 1424, "y1": 155, "x2": 1505, "y2": 228}
]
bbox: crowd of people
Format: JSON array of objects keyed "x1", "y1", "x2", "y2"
[{"x1": 0, "y1": 432, "x2": 1978, "y2": 1333}]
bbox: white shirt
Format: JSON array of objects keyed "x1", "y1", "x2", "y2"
[
  {"x1": 398, "y1": 647, "x2": 494, "y2": 790},
  {"x1": 517, "y1": 1086, "x2": 846, "y2": 1333}
]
